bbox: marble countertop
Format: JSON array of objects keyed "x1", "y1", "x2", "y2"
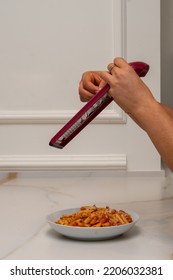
[{"x1": 0, "y1": 172, "x2": 173, "y2": 260}]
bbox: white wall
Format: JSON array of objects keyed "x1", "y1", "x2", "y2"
[{"x1": 0, "y1": 0, "x2": 161, "y2": 173}]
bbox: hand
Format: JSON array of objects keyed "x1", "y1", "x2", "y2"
[
  {"x1": 79, "y1": 71, "x2": 106, "y2": 102},
  {"x1": 78, "y1": 58, "x2": 173, "y2": 171},
  {"x1": 100, "y1": 57, "x2": 156, "y2": 117}
]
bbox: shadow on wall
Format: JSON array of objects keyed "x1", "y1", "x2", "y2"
[{"x1": 161, "y1": 0, "x2": 173, "y2": 107}]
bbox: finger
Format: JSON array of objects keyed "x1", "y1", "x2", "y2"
[
  {"x1": 79, "y1": 81, "x2": 95, "y2": 102},
  {"x1": 113, "y1": 57, "x2": 128, "y2": 68},
  {"x1": 98, "y1": 79, "x2": 106, "y2": 89},
  {"x1": 80, "y1": 96, "x2": 91, "y2": 102},
  {"x1": 92, "y1": 73, "x2": 103, "y2": 88},
  {"x1": 99, "y1": 70, "x2": 115, "y2": 85},
  {"x1": 107, "y1": 63, "x2": 116, "y2": 73},
  {"x1": 82, "y1": 80, "x2": 99, "y2": 94}
]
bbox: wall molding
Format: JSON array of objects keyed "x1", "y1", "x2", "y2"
[
  {"x1": 0, "y1": 107, "x2": 127, "y2": 124},
  {"x1": 112, "y1": 0, "x2": 127, "y2": 58},
  {"x1": 0, "y1": 0, "x2": 127, "y2": 125},
  {"x1": 0, "y1": 154, "x2": 127, "y2": 171}
]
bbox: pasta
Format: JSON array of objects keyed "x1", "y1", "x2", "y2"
[{"x1": 55, "y1": 205, "x2": 133, "y2": 227}]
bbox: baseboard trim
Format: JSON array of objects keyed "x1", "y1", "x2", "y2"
[{"x1": 0, "y1": 154, "x2": 127, "y2": 171}]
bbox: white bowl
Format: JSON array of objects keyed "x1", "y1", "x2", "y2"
[{"x1": 47, "y1": 207, "x2": 139, "y2": 240}]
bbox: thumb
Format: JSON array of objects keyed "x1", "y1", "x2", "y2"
[{"x1": 98, "y1": 79, "x2": 106, "y2": 91}]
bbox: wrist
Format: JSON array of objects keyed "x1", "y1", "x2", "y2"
[{"x1": 133, "y1": 100, "x2": 162, "y2": 131}]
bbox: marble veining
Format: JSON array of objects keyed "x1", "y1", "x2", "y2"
[{"x1": 0, "y1": 171, "x2": 173, "y2": 260}]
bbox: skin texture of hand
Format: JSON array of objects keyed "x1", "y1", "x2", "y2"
[
  {"x1": 100, "y1": 58, "x2": 156, "y2": 121},
  {"x1": 78, "y1": 57, "x2": 173, "y2": 171},
  {"x1": 79, "y1": 71, "x2": 106, "y2": 102}
]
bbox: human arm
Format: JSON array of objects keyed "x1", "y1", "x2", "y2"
[
  {"x1": 78, "y1": 57, "x2": 173, "y2": 171},
  {"x1": 161, "y1": 104, "x2": 173, "y2": 119}
]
